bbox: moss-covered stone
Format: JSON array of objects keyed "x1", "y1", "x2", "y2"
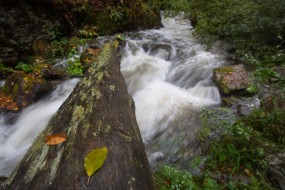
[
  {"x1": 34, "y1": 64, "x2": 66, "y2": 80},
  {"x1": 1, "y1": 72, "x2": 53, "y2": 111},
  {"x1": 213, "y1": 64, "x2": 251, "y2": 95}
]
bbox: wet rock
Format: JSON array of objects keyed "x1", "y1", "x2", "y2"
[
  {"x1": 222, "y1": 96, "x2": 239, "y2": 106},
  {"x1": 1, "y1": 72, "x2": 52, "y2": 111},
  {"x1": 146, "y1": 108, "x2": 201, "y2": 169},
  {"x1": 267, "y1": 151, "x2": 285, "y2": 190},
  {"x1": 34, "y1": 64, "x2": 66, "y2": 80},
  {"x1": 237, "y1": 104, "x2": 251, "y2": 116},
  {"x1": 150, "y1": 44, "x2": 173, "y2": 60},
  {"x1": 213, "y1": 64, "x2": 250, "y2": 95},
  {"x1": 235, "y1": 97, "x2": 260, "y2": 116}
]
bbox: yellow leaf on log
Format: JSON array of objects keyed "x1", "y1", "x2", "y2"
[{"x1": 84, "y1": 147, "x2": 108, "y2": 178}]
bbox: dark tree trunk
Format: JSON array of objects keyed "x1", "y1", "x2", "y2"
[{"x1": 1, "y1": 42, "x2": 154, "y2": 190}]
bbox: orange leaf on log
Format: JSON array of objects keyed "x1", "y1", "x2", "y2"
[{"x1": 45, "y1": 132, "x2": 67, "y2": 145}]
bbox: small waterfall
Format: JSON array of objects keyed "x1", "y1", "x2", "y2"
[
  {"x1": 121, "y1": 14, "x2": 228, "y2": 166},
  {"x1": 0, "y1": 79, "x2": 79, "y2": 176},
  {"x1": 0, "y1": 14, "x2": 230, "y2": 176}
]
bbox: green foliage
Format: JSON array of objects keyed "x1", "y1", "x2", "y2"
[
  {"x1": 50, "y1": 38, "x2": 70, "y2": 58},
  {"x1": 154, "y1": 165, "x2": 194, "y2": 190},
  {"x1": 114, "y1": 34, "x2": 126, "y2": 41},
  {"x1": 79, "y1": 29, "x2": 98, "y2": 38},
  {"x1": 0, "y1": 63, "x2": 4, "y2": 69},
  {"x1": 109, "y1": 7, "x2": 124, "y2": 22},
  {"x1": 15, "y1": 62, "x2": 34, "y2": 73},
  {"x1": 182, "y1": 0, "x2": 285, "y2": 67},
  {"x1": 197, "y1": 107, "x2": 276, "y2": 189},
  {"x1": 242, "y1": 109, "x2": 285, "y2": 144},
  {"x1": 200, "y1": 109, "x2": 268, "y2": 171},
  {"x1": 78, "y1": 25, "x2": 98, "y2": 38},
  {"x1": 67, "y1": 57, "x2": 83, "y2": 76},
  {"x1": 50, "y1": 37, "x2": 89, "y2": 58},
  {"x1": 66, "y1": 48, "x2": 83, "y2": 76},
  {"x1": 201, "y1": 176, "x2": 221, "y2": 190},
  {"x1": 68, "y1": 47, "x2": 79, "y2": 58},
  {"x1": 254, "y1": 68, "x2": 281, "y2": 82},
  {"x1": 206, "y1": 138, "x2": 267, "y2": 174},
  {"x1": 79, "y1": 38, "x2": 87, "y2": 46},
  {"x1": 159, "y1": 0, "x2": 191, "y2": 17},
  {"x1": 246, "y1": 86, "x2": 258, "y2": 95}
]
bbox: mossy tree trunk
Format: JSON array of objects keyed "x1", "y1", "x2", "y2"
[{"x1": 1, "y1": 41, "x2": 154, "y2": 190}]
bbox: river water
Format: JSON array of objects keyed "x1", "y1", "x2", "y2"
[
  {"x1": 0, "y1": 15, "x2": 229, "y2": 176},
  {"x1": 121, "y1": 15, "x2": 228, "y2": 168}
]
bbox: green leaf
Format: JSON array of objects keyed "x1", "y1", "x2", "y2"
[
  {"x1": 246, "y1": 86, "x2": 258, "y2": 94},
  {"x1": 84, "y1": 147, "x2": 108, "y2": 177}
]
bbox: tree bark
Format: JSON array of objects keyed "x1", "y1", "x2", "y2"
[{"x1": 1, "y1": 41, "x2": 154, "y2": 190}]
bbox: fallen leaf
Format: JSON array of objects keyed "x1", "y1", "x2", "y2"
[
  {"x1": 45, "y1": 132, "x2": 67, "y2": 145},
  {"x1": 84, "y1": 147, "x2": 108, "y2": 180},
  {"x1": 244, "y1": 169, "x2": 253, "y2": 177}
]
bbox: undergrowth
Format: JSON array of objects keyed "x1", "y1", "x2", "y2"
[{"x1": 154, "y1": 106, "x2": 283, "y2": 189}]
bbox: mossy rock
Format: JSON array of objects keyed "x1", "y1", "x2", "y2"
[
  {"x1": 34, "y1": 64, "x2": 67, "y2": 80},
  {"x1": 213, "y1": 64, "x2": 251, "y2": 95},
  {"x1": 1, "y1": 72, "x2": 53, "y2": 110},
  {"x1": 221, "y1": 96, "x2": 239, "y2": 106}
]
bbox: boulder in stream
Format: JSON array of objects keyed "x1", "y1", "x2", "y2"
[
  {"x1": 34, "y1": 64, "x2": 66, "y2": 80},
  {"x1": 1, "y1": 72, "x2": 52, "y2": 111},
  {"x1": 213, "y1": 64, "x2": 250, "y2": 95}
]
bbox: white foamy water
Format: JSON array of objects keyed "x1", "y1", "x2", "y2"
[
  {"x1": 121, "y1": 14, "x2": 226, "y2": 145},
  {"x1": 0, "y1": 79, "x2": 79, "y2": 176}
]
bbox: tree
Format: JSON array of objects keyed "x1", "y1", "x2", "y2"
[{"x1": 1, "y1": 41, "x2": 154, "y2": 190}]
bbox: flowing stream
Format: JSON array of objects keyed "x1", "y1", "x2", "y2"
[
  {"x1": 121, "y1": 15, "x2": 228, "y2": 168},
  {"x1": 0, "y1": 14, "x2": 229, "y2": 177}
]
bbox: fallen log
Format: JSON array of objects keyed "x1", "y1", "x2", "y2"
[{"x1": 1, "y1": 41, "x2": 154, "y2": 190}]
